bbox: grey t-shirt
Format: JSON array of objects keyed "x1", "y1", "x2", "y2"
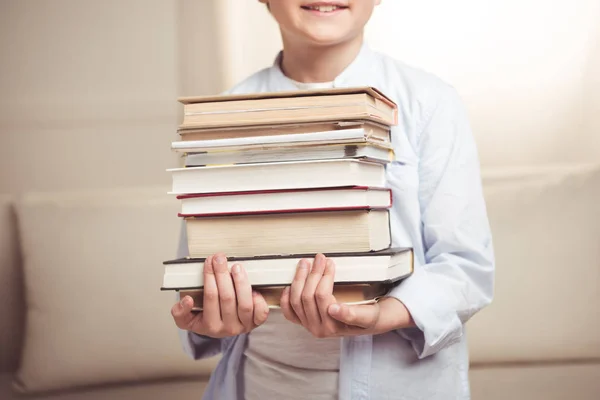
[{"x1": 244, "y1": 309, "x2": 341, "y2": 400}]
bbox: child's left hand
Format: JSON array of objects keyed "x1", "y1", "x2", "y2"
[{"x1": 280, "y1": 254, "x2": 415, "y2": 338}]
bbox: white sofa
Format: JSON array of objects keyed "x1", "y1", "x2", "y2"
[{"x1": 1, "y1": 165, "x2": 599, "y2": 399}]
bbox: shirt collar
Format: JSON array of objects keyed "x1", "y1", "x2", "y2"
[{"x1": 267, "y1": 41, "x2": 377, "y2": 91}]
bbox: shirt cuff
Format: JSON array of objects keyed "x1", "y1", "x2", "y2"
[
  {"x1": 175, "y1": 292, "x2": 222, "y2": 360},
  {"x1": 387, "y1": 269, "x2": 464, "y2": 358},
  {"x1": 179, "y1": 328, "x2": 223, "y2": 360}
]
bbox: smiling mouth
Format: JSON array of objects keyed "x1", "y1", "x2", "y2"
[{"x1": 301, "y1": 4, "x2": 349, "y2": 13}]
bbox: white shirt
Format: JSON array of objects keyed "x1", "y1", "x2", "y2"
[{"x1": 177, "y1": 42, "x2": 495, "y2": 400}]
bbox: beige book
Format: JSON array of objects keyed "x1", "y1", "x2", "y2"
[
  {"x1": 184, "y1": 209, "x2": 391, "y2": 259},
  {"x1": 178, "y1": 87, "x2": 397, "y2": 129},
  {"x1": 180, "y1": 283, "x2": 391, "y2": 311},
  {"x1": 178, "y1": 121, "x2": 391, "y2": 143}
]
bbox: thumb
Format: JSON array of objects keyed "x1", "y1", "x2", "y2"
[
  {"x1": 328, "y1": 303, "x2": 379, "y2": 329},
  {"x1": 171, "y1": 295, "x2": 196, "y2": 329}
]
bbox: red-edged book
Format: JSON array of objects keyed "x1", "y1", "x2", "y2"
[{"x1": 176, "y1": 186, "x2": 392, "y2": 217}]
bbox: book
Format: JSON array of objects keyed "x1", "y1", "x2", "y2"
[
  {"x1": 172, "y1": 127, "x2": 390, "y2": 152},
  {"x1": 183, "y1": 209, "x2": 391, "y2": 258},
  {"x1": 183, "y1": 143, "x2": 393, "y2": 167},
  {"x1": 167, "y1": 159, "x2": 386, "y2": 195},
  {"x1": 178, "y1": 120, "x2": 390, "y2": 142},
  {"x1": 179, "y1": 283, "x2": 394, "y2": 311},
  {"x1": 176, "y1": 186, "x2": 392, "y2": 217},
  {"x1": 178, "y1": 87, "x2": 398, "y2": 129},
  {"x1": 161, "y1": 248, "x2": 413, "y2": 290}
]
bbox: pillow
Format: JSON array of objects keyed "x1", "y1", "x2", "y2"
[
  {"x1": 13, "y1": 187, "x2": 218, "y2": 394},
  {"x1": 467, "y1": 164, "x2": 600, "y2": 363},
  {"x1": 0, "y1": 195, "x2": 24, "y2": 373}
]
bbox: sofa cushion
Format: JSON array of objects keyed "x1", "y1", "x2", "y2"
[
  {"x1": 12, "y1": 187, "x2": 218, "y2": 394},
  {"x1": 467, "y1": 164, "x2": 600, "y2": 363},
  {"x1": 0, "y1": 195, "x2": 24, "y2": 373},
  {"x1": 1, "y1": 374, "x2": 208, "y2": 400},
  {"x1": 470, "y1": 362, "x2": 600, "y2": 400}
]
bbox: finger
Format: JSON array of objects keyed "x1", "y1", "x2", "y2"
[
  {"x1": 328, "y1": 303, "x2": 380, "y2": 329},
  {"x1": 301, "y1": 254, "x2": 327, "y2": 328},
  {"x1": 213, "y1": 253, "x2": 240, "y2": 327},
  {"x1": 280, "y1": 286, "x2": 301, "y2": 324},
  {"x1": 171, "y1": 295, "x2": 201, "y2": 331},
  {"x1": 252, "y1": 291, "x2": 270, "y2": 327},
  {"x1": 231, "y1": 263, "x2": 254, "y2": 330},
  {"x1": 202, "y1": 256, "x2": 222, "y2": 329},
  {"x1": 315, "y1": 258, "x2": 338, "y2": 331},
  {"x1": 289, "y1": 258, "x2": 310, "y2": 326}
]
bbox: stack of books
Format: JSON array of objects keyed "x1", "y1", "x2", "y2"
[{"x1": 161, "y1": 87, "x2": 414, "y2": 310}]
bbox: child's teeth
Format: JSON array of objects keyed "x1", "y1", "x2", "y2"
[{"x1": 310, "y1": 5, "x2": 339, "y2": 12}]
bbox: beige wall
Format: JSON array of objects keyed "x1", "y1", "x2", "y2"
[
  {"x1": 219, "y1": 0, "x2": 282, "y2": 89},
  {"x1": 217, "y1": 0, "x2": 600, "y2": 167},
  {"x1": 0, "y1": 0, "x2": 222, "y2": 194},
  {"x1": 583, "y1": 21, "x2": 600, "y2": 157},
  {"x1": 366, "y1": 0, "x2": 600, "y2": 167},
  {"x1": 178, "y1": 0, "x2": 224, "y2": 97}
]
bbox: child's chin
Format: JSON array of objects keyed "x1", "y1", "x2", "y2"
[{"x1": 302, "y1": 29, "x2": 357, "y2": 46}]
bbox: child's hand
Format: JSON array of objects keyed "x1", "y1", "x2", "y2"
[
  {"x1": 280, "y1": 254, "x2": 414, "y2": 338},
  {"x1": 171, "y1": 253, "x2": 269, "y2": 338}
]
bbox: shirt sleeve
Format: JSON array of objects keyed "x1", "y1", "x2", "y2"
[
  {"x1": 388, "y1": 84, "x2": 495, "y2": 359},
  {"x1": 175, "y1": 220, "x2": 223, "y2": 360}
]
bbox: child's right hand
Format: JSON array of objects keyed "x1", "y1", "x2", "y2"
[{"x1": 171, "y1": 253, "x2": 269, "y2": 338}]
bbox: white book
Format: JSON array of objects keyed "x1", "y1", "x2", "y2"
[
  {"x1": 171, "y1": 128, "x2": 386, "y2": 152},
  {"x1": 161, "y1": 248, "x2": 413, "y2": 290},
  {"x1": 184, "y1": 142, "x2": 392, "y2": 166},
  {"x1": 167, "y1": 159, "x2": 386, "y2": 195}
]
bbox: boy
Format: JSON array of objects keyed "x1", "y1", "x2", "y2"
[{"x1": 171, "y1": 1, "x2": 495, "y2": 399}]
